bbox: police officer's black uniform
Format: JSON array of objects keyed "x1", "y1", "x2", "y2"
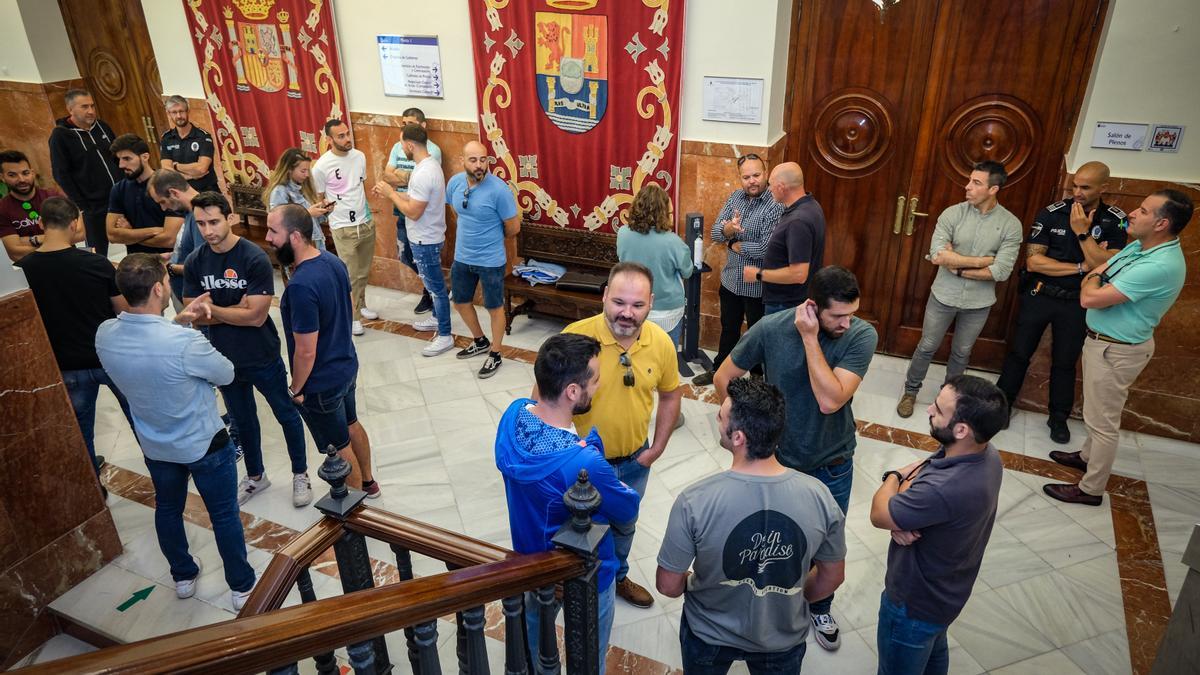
[
  {"x1": 159, "y1": 125, "x2": 219, "y2": 193},
  {"x1": 997, "y1": 199, "x2": 1127, "y2": 435}
]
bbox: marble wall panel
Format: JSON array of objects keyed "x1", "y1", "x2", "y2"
[
  {"x1": 0, "y1": 79, "x2": 83, "y2": 192},
  {"x1": 1015, "y1": 173, "x2": 1200, "y2": 443}
]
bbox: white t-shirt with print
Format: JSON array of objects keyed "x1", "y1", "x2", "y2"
[
  {"x1": 311, "y1": 149, "x2": 371, "y2": 229},
  {"x1": 404, "y1": 156, "x2": 446, "y2": 244}
]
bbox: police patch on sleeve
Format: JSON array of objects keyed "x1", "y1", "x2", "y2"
[
  {"x1": 1091, "y1": 225, "x2": 1103, "y2": 239},
  {"x1": 1031, "y1": 223, "x2": 1043, "y2": 239}
]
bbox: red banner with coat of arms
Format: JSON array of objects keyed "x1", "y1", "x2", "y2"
[
  {"x1": 180, "y1": 0, "x2": 347, "y2": 186},
  {"x1": 468, "y1": 0, "x2": 684, "y2": 234}
]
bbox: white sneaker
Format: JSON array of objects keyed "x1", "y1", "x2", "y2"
[
  {"x1": 231, "y1": 575, "x2": 259, "y2": 612},
  {"x1": 292, "y1": 474, "x2": 313, "y2": 507},
  {"x1": 811, "y1": 612, "x2": 841, "y2": 650},
  {"x1": 422, "y1": 334, "x2": 455, "y2": 357},
  {"x1": 176, "y1": 557, "x2": 201, "y2": 599},
  {"x1": 412, "y1": 317, "x2": 438, "y2": 332},
  {"x1": 236, "y1": 474, "x2": 271, "y2": 505},
  {"x1": 360, "y1": 308, "x2": 379, "y2": 320},
  {"x1": 352, "y1": 320, "x2": 365, "y2": 336}
]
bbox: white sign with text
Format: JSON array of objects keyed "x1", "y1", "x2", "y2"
[{"x1": 1091, "y1": 121, "x2": 1149, "y2": 151}]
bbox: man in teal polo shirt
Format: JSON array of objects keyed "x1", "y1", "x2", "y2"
[{"x1": 1044, "y1": 189, "x2": 1193, "y2": 505}]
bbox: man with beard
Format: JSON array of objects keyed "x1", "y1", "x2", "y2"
[
  {"x1": 0, "y1": 150, "x2": 61, "y2": 261},
  {"x1": 159, "y1": 95, "x2": 219, "y2": 193},
  {"x1": 693, "y1": 154, "x2": 784, "y2": 386},
  {"x1": 871, "y1": 375, "x2": 1006, "y2": 673},
  {"x1": 713, "y1": 265, "x2": 877, "y2": 651},
  {"x1": 495, "y1": 333, "x2": 640, "y2": 671},
  {"x1": 558, "y1": 261, "x2": 683, "y2": 608},
  {"x1": 106, "y1": 135, "x2": 185, "y2": 256},
  {"x1": 179, "y1": 191, "x2": 311, "y2": 507},
  {"x1": 657, "y1": 377, "x2": 846, "y2": 673},
  {"x1": 896, "y1": 160, "x2": 1022, "y2": 419},
  {"x1": 49, "y1": 89, "x2": 119, "y2": 256},
  {"x1": 265, "y1": 203, "x2": 379, "y2": 497},
  {"x1": 312, "y1": 118, "x2": 375, "y2": 335}
]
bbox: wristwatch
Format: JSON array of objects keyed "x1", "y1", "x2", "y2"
[
  {"x1": 1077, "y1": 262, "x2": 1085, "y2": 275},
  {"x1": 755, "y1": 270, "x2": 763, "y2": 282},
  {"x1": 1077, "y1": 231, "x2": 1089, "y2": 242},
  {"x1": 882, "y1": 470, "x2": 904, "y2": 484},
  {"x1": 955, "y1": 268, "x2": 963, "y2": 277}
]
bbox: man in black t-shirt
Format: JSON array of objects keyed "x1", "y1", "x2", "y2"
[
  {"x1": 15, "y1": 196, "x2": 135, "y2": 491},
  {"x1": 106, "y1": 134, "x2": 185, "y2": 255},
  {"x1": 181, "y1": 192, "x2": 312, "y2": 507},
  {"x1": 743, "y1": 162, "x2": 826, "y2": 315},
  {"x1": 159, "y1": 96, "x2": 219, "y2": 193}
]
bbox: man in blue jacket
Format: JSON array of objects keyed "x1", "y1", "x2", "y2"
[{"x1": 495, "y1": 333, "x2": 641, "y2": 670}]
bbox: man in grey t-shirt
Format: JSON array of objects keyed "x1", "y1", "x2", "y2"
[{"x1": 657, "y1": 377, "x2": 846, "y2": 673}]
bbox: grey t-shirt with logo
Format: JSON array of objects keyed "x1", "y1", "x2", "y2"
[{"x1": 657, "y1": 470, "x2": 846, "y2": 652}]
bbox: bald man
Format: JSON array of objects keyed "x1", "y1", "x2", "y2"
[
  {"x1": 744, "y1": 162, "x2": 826, "y2": 314},
  {"x1": 444, "y1": 140, "x2": 521, "y2": 378},
  {"x1": 996, "y1": 161, "x2": 1126, "y2": 442}
]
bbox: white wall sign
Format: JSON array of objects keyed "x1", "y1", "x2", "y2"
[
  {"x1": 1147, "y1": 124, "x2": 1184, "y2": 153},
  {"x1": 378, "y1": 35, "x2": 444, "y2": 99},
  {"x1": 701, "y1": 76, "x2": 764, "y2": 124},
  {"x1": 1090, "y1": 121, "x2": 1149, "y2": 151}
]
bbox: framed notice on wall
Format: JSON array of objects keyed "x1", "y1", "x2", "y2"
[
  {"x1": 1090, "y1": 121, "x2": 1149, "y2": 151},
  {"x1": 378, "y1": 35, "x2": 444, "y2": 98},
  {"x1": 702, "y1": 77, "x2": 764, "y2": 124},
  {"x1": 1147, "y1": 124, "x2": 1184, "y2": 153}
]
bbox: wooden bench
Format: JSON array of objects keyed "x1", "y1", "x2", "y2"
[
  {"x1": 504, "y1": 223, "x2": 618, "y2": 334},
  {"x1": 229, "y1": 183, "x2": 336, "y2": 284}
]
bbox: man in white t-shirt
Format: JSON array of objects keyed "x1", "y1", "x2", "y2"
[
  {"x1": 373, "y1": 124, "x2": 451, "y2": 356},
  {"x1": 312, "y1": 118, "x2": 374, "y2": 336},
  {"x1": 382, "y1": 107, "x2": 443, "y2": 315}
]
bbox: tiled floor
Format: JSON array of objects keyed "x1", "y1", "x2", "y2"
[{"x1": 40, "y1": 283, "x2": 1200, "y2": 673}]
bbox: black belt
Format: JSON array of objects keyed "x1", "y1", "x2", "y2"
[
  {"x1": 1029, "y1": 281, "x2": 1079, "y2": 301},
  {"x1": 1086, "y1": 329, "x2": 1134, "y2": 345}
]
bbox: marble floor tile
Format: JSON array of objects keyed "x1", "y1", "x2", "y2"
[
  {"x1": 1136, "y1": 448, "x2": 1200, "y2": 489},
  {"x1": 360, "y1": 381, "x2": 426, "y2": 415},
  {"x1": 989, "y1": 648, "x2": 1087, "y2": 675},
  {"x1": 991, "y1": 568, "x2": 1125, "y2": 648},
  {"x1": 1162, "y1": 556, "x2": 1187, "y2": 606},
  {"x1": 607, "y1": 610, "x2": 683, "y2": 669},
  {"x1": 1061, "y1": 628, "x2": 1132, "y2": 675},
  {"x1": 1000, "y1": 504, "x2": 1111, "y2": 569},
  {"x1": 1148, "y1": 482, "x2": 1200, "y2": 555},
  {"x1": 831, "y1": 555, "x2": 888, "y2": 631},
  {"x1": 799, "y1": 622, "x2": 879, "y2": 673},
  {"x1": 948, "y1": 589, "x2": 1056, "y2": 671},
  {"x1": 976, "y1": 524, "x2": 1054, "y2": 590},
  {"x1": 10, "y1": 634, "x2": 97, "y2": 668}
]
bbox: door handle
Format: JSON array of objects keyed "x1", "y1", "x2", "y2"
[
  {"x1": 892, "y1": 195, "x2": 906, "y2": 235},
  {"x1": 906, "y1": 196, "x2": 929, "y2": 236},
  {"x1": 142, "y1": 116, "x2": 157, "y2": 144}
]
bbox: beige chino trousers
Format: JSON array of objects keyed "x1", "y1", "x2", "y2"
[
  {"x1": 331, "y1": 221, "x2": 376, "y2": 315},
  {"x1": 1078, "y1": 335, "x2": 1154, "y2": 495}
]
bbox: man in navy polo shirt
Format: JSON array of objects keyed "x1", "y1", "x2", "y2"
[
  {"x1": 266, "y1": 203, "x2": 379, "y2": 497},
  {"x1": 446, "y1": 140, "x2": 521, "y2": 379},
  {"x1": 106, "y1": 134, "x2": 184, "y2": 256},
  {"x1": 159, "y1": 95, "x2": 219, "y2": 193},
  {"x1": 181, "y1": 191, "x2": 311, "y2": 507}
]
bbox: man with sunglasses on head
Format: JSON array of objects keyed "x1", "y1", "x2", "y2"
[
  {"x1": 555, "y1": 261, "x2": 683, "y2": 609},
  {"x1": 693, "y1": 153, "x2": 783, "y2": 387},
  {"x1": 1043, "y1": 189, "x2": 1193, "y2": 506},
  {"x1": 444, "y1": 140, "x2": 521, "y2": 379}
]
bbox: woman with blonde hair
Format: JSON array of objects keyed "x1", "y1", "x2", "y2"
[
  {"x1": 616, "y1": 183, "x2": 694, "y2": 347},
  {"x1": 263, "y1": 148, "x2": 331, "y2": 250}
]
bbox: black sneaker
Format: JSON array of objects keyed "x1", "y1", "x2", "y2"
[
  {"x1": 1048, "y1": 418, "x2": 1071, "y2": 444},
  {"x1": 414, "y1": 292, "x2": 433, "y2": 315},
  {"x1": 479, "y1": 352, "x2": 502, "y2": 379},
  {"x1": 457, "y1": 337, "x2": 491, "y2": 359},
  {"x1": 691, "y1": 371, "x2": 714, "y2": 387}
]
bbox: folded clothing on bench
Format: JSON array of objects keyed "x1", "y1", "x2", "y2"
[{"x1": 512, "y1": 258, "x2": 567, "y2": 285}]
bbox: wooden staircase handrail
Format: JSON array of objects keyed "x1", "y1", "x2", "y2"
[
  {"x1": 236, "y1": 517, "x2": 344, "y2": 616},
  {"x1": 345, "y1": 506, "x2": 516, "y2": 567},
  {"x1": 18, "y1": 550, "x2": 584, "y2": 675}
]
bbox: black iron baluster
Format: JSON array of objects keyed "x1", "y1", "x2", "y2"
[
  {"x1": 462, "y1": 604, "x2": 490, "y2": 674},
  {"x1": 551, "y1": 470, "x2": 606, "y2": 675},
  {"x1": 414, "y1": 620, "x2": 443, "y2": 674},
  {"x1": 534, "y1": 585, "x2": 559, "y2": 675},
  {"x1": 300, "y1": 567, "x2": 340, "y2": 675},
  {"x1": 501, "y1": 595, "x2": 529, "y2": 675},
  {"x1": 391, "y1": 544, "x2": 421, "y2": 674}
]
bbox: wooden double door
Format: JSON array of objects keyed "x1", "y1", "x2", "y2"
[{"x1": 785, "y1": 0, "x2": 1108, "y2": 369}]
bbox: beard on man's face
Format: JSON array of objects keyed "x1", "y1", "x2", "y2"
[
  {"x1": 274, "y1": 238, "x2": 296, "y2": 265},
  {"x1": 929, "y1": 418, "x2": 957, "y2": 446}
]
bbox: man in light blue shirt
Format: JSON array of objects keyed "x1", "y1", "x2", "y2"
[
  {"x1": 382, "y1": 107, "x2": 442, "y2": 315},
  {"x1": 95, "y1": 253, "x2": 256, "y2": 610},
  {"x1": 447, "y1": 140, "x2": 521, "y2": 379},
  {"x1": 1044, "y1": 189, "x2": 1192, "y2": 506}
]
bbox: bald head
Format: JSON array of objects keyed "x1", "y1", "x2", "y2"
[
  {"x1": 463, "y1": 140, "x2": 490, "y2": 183},
  {"x1": 768, "y1": 162, "x2": 806, "y2": 205},
  {"x1": 1075, "y1": 161, "x2": 1110, "y2": 183},
  {"x1": 1070, "y1": 161, "x2": 1111, "y2": 211}
]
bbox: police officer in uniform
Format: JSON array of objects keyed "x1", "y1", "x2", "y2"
[
  {"x1": 996, "y1": 161, "x2": 1126, "y2": 443},
  {"x1": 159, "y1": 95, "x2": 219, "y2": 193}
]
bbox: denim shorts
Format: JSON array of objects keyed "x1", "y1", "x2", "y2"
[
  {"x1": 450, "y1": 261, "x2": 505, "y2": 309},
  {"x1": 295, "y1": 380, "x2": 357, "y2": 453}
]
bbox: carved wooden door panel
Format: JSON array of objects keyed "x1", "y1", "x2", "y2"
[
  {"x1": 886, "y1": 0, "x2": 1108, "y2": 369},
  {"x1": 57, "y1": 0, "x2": 166, "y2": 163},
  {"x1": 784, "y1": 0, "x2": 940, "y2": 335}
]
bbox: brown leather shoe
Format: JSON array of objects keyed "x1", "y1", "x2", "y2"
[
  {"x1": 896, "y1": 393, "x2": 917, "y2": 418},
  {"x1": 1042, "y1": 483, "x2": 1102, "y2": 506},
  {"x1": 691, "y1": 371, "x2": 714, "y2": 387},
  {"x1": 1049, "y1": 450, "x2": 1088, "y2": 472},
  {"x1": 615, "y1": 577, "x2": 654, "y2": 608}
]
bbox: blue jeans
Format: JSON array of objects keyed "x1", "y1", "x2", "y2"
[
  {"x1": 610, "y1": 445, "x2": 651, "y2": 580},
  {"x1": 876, "y1": 592, "x2": 949, "y2": 675},
  {"x1": 411, "y1": 241, "x2": 451, "y2": 336},
  {"x1": 667, "y1": 320, "x2": 684, "y2": 349},
  {"x1": 62, "y1": 368, "x2": 136, "y2": 473},
  {"x1": 764, "y1": 301, "x2": 800, "y2": 316},
  {"x1": 219, "y1": 357, "x2": 308, "y2": 476},
  {"x1": 802, "y1": 458, "x2": 853, "y2": 615},
  {"x1": 680, "y1": 612, "x2": 806, "y2": 674},
  {"x1": 395, "y1": 214, "x2": 419, "y2": 276},
  {"x1": 143, "y1": 439, "x2": 255, "y2": 592},
  {"x1": 525, "y1": 579, "x2": 615, "y2": 672},
  {"x1": 295, "y1": 380, "x2": 358, "y2": 454}
]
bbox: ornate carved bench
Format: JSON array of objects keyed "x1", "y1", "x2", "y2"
[{"x1": 504, "y1": 223, "x2": 618, "y2": 334}]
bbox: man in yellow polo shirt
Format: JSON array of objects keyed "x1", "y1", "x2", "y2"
[{"x1": 563, "y1": 261, "x2": 683, "y2": 608}]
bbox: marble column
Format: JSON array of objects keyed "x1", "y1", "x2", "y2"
[{"x1": 0, "y1": 290, "x2": 121, "y2": 667}]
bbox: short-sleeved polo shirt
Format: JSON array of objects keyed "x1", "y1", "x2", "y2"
[
  {"x1": 1086, "y1": 238, "x2": 1186, "y2": 344},
  {"x1": 159, "y1": 126, "x2": 218, "y2": 192},
  {"x1": 563, "y1": 313, "x2": 680, "y2": 458}
]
